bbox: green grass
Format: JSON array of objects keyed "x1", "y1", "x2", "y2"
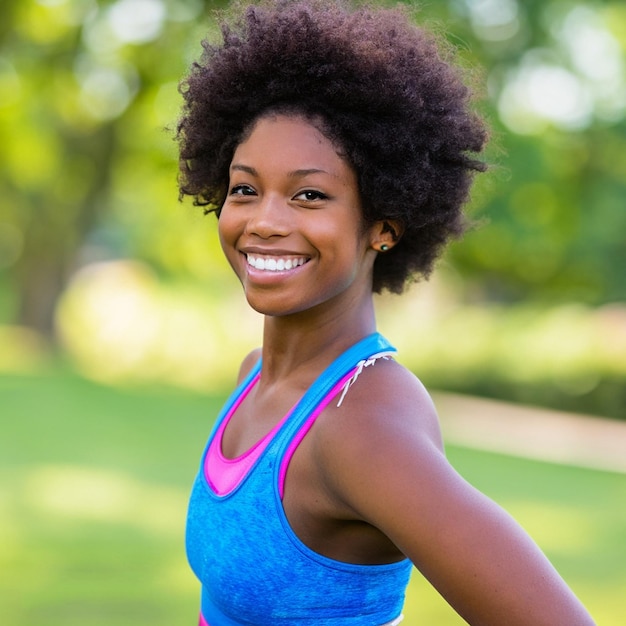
[{"x1": 1, "y1": 368, "x2": 624, "y2": 625}]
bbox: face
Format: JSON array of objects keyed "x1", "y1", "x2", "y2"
[{"x1": 218, "y1": 114, "x2": 379, "y2": 318}]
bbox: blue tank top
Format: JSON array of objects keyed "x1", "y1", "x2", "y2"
[{"x1": 186, "y1": 333, "x2": 413, "y2": 625}]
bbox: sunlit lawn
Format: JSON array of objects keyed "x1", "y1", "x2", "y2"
[{"x1": 1, "y1": 367, "x2": 624, "y2": 625}]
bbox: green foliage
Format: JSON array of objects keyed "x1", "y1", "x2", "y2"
[
  {"x1": 1, "y1": 0, "x2": 625, "y2": 337},
  {"x1": 0, "y1": 0, "x2": 230, "y2": 335},
  {"x1": 432, "y1": 0, "x2": 626, "y2": 305},
  {"x1": 451, "y1": 127, "x2": 626, "y2": 304},
  {"x1": 376, "y1": 288, "x2": 626, "y2": 419}
]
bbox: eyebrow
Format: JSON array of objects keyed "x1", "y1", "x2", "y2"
[{"x1": 230, "y1": 164, "x2": 335, "y2": 179}]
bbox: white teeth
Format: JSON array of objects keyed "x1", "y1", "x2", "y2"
[{"x1": 246, "y1": 254, "x2": 307, "y2": 272}]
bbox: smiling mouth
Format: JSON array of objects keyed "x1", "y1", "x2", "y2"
[{"x1": 246, "y1": 254, "x2": 310, "y2": 272}]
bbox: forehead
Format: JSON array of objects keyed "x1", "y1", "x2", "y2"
[{"x1": 232, "y1": 114, "x2": 351, "y2": 173}]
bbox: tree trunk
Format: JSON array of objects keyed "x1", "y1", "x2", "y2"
[{"x1": 13, "y1": 123, "x2": 117, "y2": 342}]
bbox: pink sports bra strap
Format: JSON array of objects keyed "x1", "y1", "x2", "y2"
[
  {"x1": 205, "y1": 372, "x2": 292, "y2": 497},
  {"x1": 204, "y1": 369, "x2": 348, "y2": 498},
  {"x1": 277, "y1": 370, "x2": 356, "y2": 498}
]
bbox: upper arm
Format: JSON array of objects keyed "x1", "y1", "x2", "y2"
[{"x1": 320, "y1": 363, "x2": 595, "y2": 626}]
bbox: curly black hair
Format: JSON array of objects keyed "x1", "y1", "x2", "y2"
[{"x1": 177, "y1": 0, "x2": 488, "y2": 293}]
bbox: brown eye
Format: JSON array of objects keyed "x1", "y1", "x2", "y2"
[
  {"x1": 230, "y1": 184, "x2": 256, "y2": 196},
  {"x1": 294, "y1": 190, "x2": 328, "y2": 202}
]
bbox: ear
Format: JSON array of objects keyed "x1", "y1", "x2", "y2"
[{"x1": 369, "y1": 220, "x2": 404, "y2": 252}]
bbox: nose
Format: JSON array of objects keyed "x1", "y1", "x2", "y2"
[{"x1": 245, "y1": 193, "x2": 291, "y2": 239}]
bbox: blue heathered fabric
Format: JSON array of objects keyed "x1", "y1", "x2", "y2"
[{"x1": 186, "y1": 333, "x2": 413, "y2": 625}]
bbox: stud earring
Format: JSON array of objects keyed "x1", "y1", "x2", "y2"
[{"x1": 380, "y1": 244, "x2": 389, "y2": 252}]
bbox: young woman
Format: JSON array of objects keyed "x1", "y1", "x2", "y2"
[{"x1": 177, "y1": 1, "x2": 596, "y2": 624}]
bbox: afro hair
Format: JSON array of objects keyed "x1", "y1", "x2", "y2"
[{"x1": 177, "y1": 0, "x2": 488, "y2": 293}]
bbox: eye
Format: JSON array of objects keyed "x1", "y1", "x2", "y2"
[
  {"x1": 229, "y1": 184, "x2": 256, "y2": 196},
  {"x1": 293, "y1": 190, "x2": 328, "y2": 202}
]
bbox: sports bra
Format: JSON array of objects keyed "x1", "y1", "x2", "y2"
[{"x1": 186, "y1": 333, "x2": 413, "y2": 625}]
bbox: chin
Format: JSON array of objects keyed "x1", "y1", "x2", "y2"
[
  {"x1": 245, "y1": 294, "x2": 316, "y2": 318},
  {"x1": 245, "y1": 297, "x2": 292, "y2": 317}
]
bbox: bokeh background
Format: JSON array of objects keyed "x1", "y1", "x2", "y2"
[{"x1": 1, "y1": 0, "x2": 625, "y2": 624}]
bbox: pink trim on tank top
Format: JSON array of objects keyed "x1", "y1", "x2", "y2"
[
  {"x1": 205, "y1": 364, "x2": 367, "y2": 498},
  {"x1": 198, "y1": 613, "x2": 209, "y2": 626},
  {"x1": 205, "y1": 372, "x2": 293, "y2": 496},
  {"x1": 277, "y1": 371, "x2": 354, "y2": 499}
]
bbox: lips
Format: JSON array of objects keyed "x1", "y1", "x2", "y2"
[{"x1": 246, "y1": 253, "x2": 309, "y2": 272}]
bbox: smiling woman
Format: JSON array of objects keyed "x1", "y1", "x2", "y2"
[
  {"x1": 177, "y1": 2, "x2": 488, "y2": 295},
  {"x1": 175, "y1": 1, "x2": 596, "y2": 625}
]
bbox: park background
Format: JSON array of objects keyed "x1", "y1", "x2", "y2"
[{"x1": 1, "y1": 0, "x2": 625, "y2": 623}]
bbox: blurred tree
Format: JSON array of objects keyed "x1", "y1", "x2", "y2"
[
  {"x1": 0, "y1": 0, "x2": 625, "y2": 343},
  {"x1": 441, "y1": 0, "x2": 626, "y2": 304},
  {"x1": 0, "y1": 0, "x2": 228, "y2": 340}
]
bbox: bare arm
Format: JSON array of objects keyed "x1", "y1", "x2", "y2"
[{"x1": 322, "y1": 363, "x2": 595, "y2": 626}]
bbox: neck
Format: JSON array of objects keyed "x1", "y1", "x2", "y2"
[{"x1": 259, "y1": 291, "x2": 377, "y2": 386}]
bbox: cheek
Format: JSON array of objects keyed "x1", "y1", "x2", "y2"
[
  {"x1": 216, "y1": 213, "x2": 244, "y2": 274},
  {"x1": 317, "y1": 215, "x2": 367, "y2": 259},
  {"x1": 217, "y1": 209, "x2": 239, "y2": 248}
]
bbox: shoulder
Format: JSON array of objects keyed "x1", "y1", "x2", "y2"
[
  {"x1": 310, "y1": 359, "x2": 488, "y2": 565},
  {"x1": 312, "y1": 357, "x2": 447, "y2": 513},
  {"x1": 235, "y1": 347, "x2": 262, "y2": 385},
  {"x1": 319, "y1": 357, "x2": 444, "y2": 463}
]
